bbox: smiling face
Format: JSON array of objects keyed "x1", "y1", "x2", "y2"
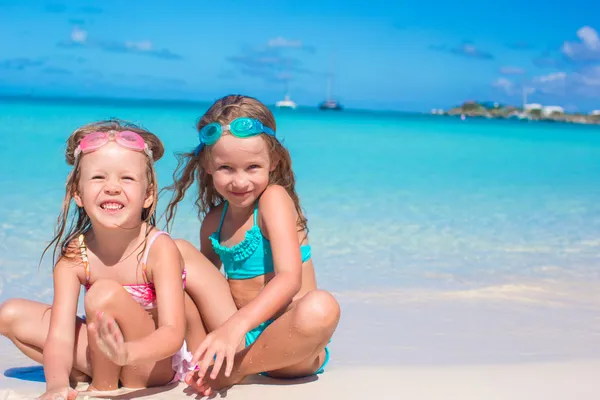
[
  {"x1": 73, "y1": 142, "x2": 153, "y2": 230},
  {"x1": 207, "y1": 133, "x2": 273, "y2": 208}
]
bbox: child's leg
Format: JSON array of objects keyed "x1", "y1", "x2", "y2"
[
  {"x1": 188, "y1": 289, "x2": 341, "y2": 395},
  {"x1": 175, "y1": 240, "x2": 238, "y2": 333},
  {"x1": 83, "y1": 279, "x2": 178, "y2": 390},
  {"x1": 0, "y1": 298, "x2": 92, "y2": 384},
  {"x1": 183, "y1": 292, "x2": 207, "y2": 354}
]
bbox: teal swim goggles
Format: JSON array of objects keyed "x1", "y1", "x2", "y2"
[{"x1": 194, "y1": 117, "x2": 276, "y2": 156}]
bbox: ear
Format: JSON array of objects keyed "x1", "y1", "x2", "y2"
[
  {"x1": 202, "y1": 158, "x2": 214, "y2": 175},
  {"x1": 143, "y1": 184, "x2": 154, "y2": 209},
  {"x1": 269, "y1": 155, "x2": 279, "y2": 172},
  {"x1": 73, "y1": 190, "x2": 84, "y2": 207}
]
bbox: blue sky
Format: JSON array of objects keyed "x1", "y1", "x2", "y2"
[{"x1": 1, "y1": 0, "x2": 600, "y2": 112}]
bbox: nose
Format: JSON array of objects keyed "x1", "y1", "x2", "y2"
[
  {"x1": 231, "y1": 172, "x2": 249, "y2": 189},
  {"x1": 103, "y1": 182, "x2": 122, "y2": 195}
]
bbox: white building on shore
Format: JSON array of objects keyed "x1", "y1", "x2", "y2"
[
  {"x1": 524, "y1": 103, "x2": 542, "y2": 111},
  {"x1": 542, "y1": 105, "x2": 564, "y2": 116}
]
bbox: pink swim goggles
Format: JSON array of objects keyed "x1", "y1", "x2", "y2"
[{"x1": 74, "y1": 130, "x2": 153, "y2": 160}]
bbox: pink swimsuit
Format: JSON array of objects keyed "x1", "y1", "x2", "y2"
[
  {"x1": 78, "y1": 231, "x2": 195, "y2": 382},
  {"x1": 79, "y1": 231, "x2": 187, "y2": 308}
]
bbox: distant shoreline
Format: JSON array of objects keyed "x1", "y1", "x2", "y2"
[
  {"x1": 3, "y1": 95, "x2": 600, "y2": 125},
  {"x1": 432, "y1": 101, "x2": 600, "y2": 126}
]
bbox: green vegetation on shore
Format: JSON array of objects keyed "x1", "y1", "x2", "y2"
[{"x1": 432, "y1": 101, "x2": 600, "y2": 125}]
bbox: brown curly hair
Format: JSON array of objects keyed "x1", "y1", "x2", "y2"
[
  {"x1": 163, "y1": 94, "x2": 308, "y2": 234},
  {"x1": 41, "y1": 119, "x2": 165, "y2": 267}
]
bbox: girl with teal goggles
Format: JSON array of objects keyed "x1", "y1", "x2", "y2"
[{"x1": 194, "y1": 117, "x2": 276, "y2": 155}]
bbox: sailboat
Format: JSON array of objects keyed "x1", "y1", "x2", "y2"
[
  {"x1": 276, "y1": 94, "x2": 297, "y2": 109},
  {"x1": 275, "y1": 80, "x2": 297, "y2": 109},
  {"x1": 318, "y1": 53, "x2": 343, "y2": 111}
]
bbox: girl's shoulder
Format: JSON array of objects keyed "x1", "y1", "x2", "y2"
[
  {"x1": 256, "y1": 185, "x2": 299, "y2": 228},
  {"x1": 142, "y1": 227, "x2": 183, "y2": 279},
  {"x1": 144, "y1": 227, "x2": 177, "y2": 252},
  {"x1": 54, "y1": 236, "x2": 88, "y2": 283},
  {"x1": 258, "y1": 185, "x2": 295, "y2": 211},
  {"x1": 62, "y1": 235, "x2": 87, "y2": 264}
]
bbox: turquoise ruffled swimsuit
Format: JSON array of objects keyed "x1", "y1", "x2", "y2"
[
  {"x1": 210, "y1": 201, "x2": 330, "y2": 376},
  {"x1": 210, "y1": 201, "x2": 312, "y2": 280}
]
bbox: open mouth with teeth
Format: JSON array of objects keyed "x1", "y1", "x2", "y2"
[{"x1": 100, "y1": 201, "x2": 124, "y2": 213}]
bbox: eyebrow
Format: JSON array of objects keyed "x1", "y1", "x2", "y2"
[{"x1": 83, "y1": 167, "x2": 144, "y2": 175}]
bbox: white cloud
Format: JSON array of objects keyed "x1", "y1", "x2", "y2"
[
  {"x1": 531, "y1": 69, "x2": 600, "y2": 97},
  {"x1": 497, "y1": 62, "x2": 600, "y2": 101},
  {"x1": 577, "y1": 26, "x2": 600, "y2": 49},
  {"x1": 492, "y1": 77, "x2": 515, "y2": 94},
  {"x1": 534, "y1": 72, "x2": 567, "y2": 83},
  {"x1": 561, "y1": 26, "x2": 600, "y2": 62},
  {"x1": 532, "y1": 72, "x2": 567, "y2": 95},
  {"x1": 268, "y1": 37, "x2": 303, "y2": 49},
  {"x1": 61, "y1": 28, "x2": 180, "y2": 60},
  {"x1": 579, "y1": 66, "x2": 600, "y2": 86},
  {"x1": 71, "y1": 27, "x2": 87, "y2": 44},
  {"x1": 573, "y1": 66, "x2": 600, "y2": 96}
]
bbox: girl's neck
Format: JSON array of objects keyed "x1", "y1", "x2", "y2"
[
  {"x1": 87, "y1": 222, "x2": 148, "y2": 265},
  {"x1": 226, "y1": 201, "x2": 254, "y2": 225}
]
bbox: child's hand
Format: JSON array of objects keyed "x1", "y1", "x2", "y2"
[
  {"x1": 191, "y1": 321, "x2": 246, "y2": 382},
  {"x1": 36, "y1": 387, "x2": 78, "y2": 400},
  {"x1": 88, "y1": 311, "x2": 130, "y2": 366}
]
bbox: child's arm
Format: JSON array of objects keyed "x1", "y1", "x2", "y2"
[
  {"x1": 43, "y1": 258, "x2": 82, "y2": 392},
  {"x1": 199, "y1": 207, "x2": 223, "y2": 268},
  {"x1": 229, "y1": 185, "x2": 303, "y2": 332},
  {"x1": 122, "y1": 235, "x2": 186, "y2": 364}
]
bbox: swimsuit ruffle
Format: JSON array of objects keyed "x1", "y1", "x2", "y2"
[{"x1": 209, "y1": 225, "x2": 262, "y2": 264}]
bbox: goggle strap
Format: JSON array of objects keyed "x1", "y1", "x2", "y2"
[
  {"x1": 143, "y1": 144, "x2": 154, "y2": 161},
  {"x1": 263, "y1": 126, "x2": 276, "y2": 137},
  {"x1": 73, "y1": 140, "x2": 153, "y2": 161}
]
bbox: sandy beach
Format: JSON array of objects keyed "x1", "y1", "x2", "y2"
[
  {"x1": 1, "y1": 352, "x2": 598, "y2": 399},
  {"x1": 2, "y1": 283, "x2": 600, "y2": 399}
]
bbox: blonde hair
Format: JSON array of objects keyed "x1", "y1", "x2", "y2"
[
  {"x1": 41, "y1": 119, "x2": 165, "y2": 267},
  {"x1": 163, "y1": 94, "x2": 308, "y2": 234}
]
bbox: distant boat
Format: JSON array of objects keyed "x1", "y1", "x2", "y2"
[
  {"x1": 318, "y1": 52, "x2": 343, "y2": 111},
  {"x1": 276, "y1": 94, "x2": 297, "y2": 109},
  {"x1": 318, "y1": 99, "x2": 343, "y2": 111}
]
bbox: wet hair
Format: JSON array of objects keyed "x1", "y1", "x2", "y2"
[
  {"x1": 41, "y1": 119, "x2": 165, "y2": 267},
  {"x1": 163, "y1": 94, "x2": 308, "y2": 235}
]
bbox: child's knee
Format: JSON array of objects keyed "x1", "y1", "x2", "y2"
[
  {"x1": 84, "y1": 279, "x2": 124, "y2": 314},
  {"x1": 294, "y1": 290, "x2": 341, "y2": 336},
  {"x1": 0, "y1": 299, "x2": 22, "y2": 336},
  {"x1": 174, "y1": 239, "x2": 196, "y2": 256}
]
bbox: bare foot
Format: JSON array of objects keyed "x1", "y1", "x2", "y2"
[{"x1": 185, "y1": 366, "x2": 245, "y2": 396}]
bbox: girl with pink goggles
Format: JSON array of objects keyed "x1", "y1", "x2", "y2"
[{"x1": 74, "y1": 130, "x2": 153, "y2": 160}]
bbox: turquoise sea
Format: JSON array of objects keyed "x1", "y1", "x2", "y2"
[{"x1": 1, "y1": 97, "x2": 599, "y2": 367}]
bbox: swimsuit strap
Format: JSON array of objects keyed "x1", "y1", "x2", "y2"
[
  {"x1": 216, "y1": 202, "x2": 229, "y2": 237},
  {"x1": 253, "y1": 201, "x2": 259, "y2": 225},
  {"x1": 141, "y1": 230, "x2": 170, "y2": 281},
  {"x1": 78, "y1": 234, "x2": 90, "y2": 285}
]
